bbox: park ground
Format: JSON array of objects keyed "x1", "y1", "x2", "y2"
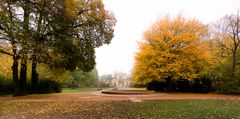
[{"x1": 0, "y1": 88, "x2": 240, "y2": 119}]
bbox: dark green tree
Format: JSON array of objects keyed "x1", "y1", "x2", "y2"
[
  {"x1": 28, "y1": 0, "x2": 116, "y2": 91},
  {"x1": 64, "y1": 68, "x2": 98, "y2": 88},
  {"x1": 0, "y1": 0, "x2": 24, "y2": 96},
  {"x1": 0, "y1": 0, "x2": 116, "y2": 96}
]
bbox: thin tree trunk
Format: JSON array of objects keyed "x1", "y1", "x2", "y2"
[
  {"x1": 12, "y1": 53, "x2": 21, "y2": 96},
  {"x1": 20, "y1": 55, "x2": 27, "y2": 94},
  {"x1": 232, "y1": 54, "x2": 236, "y2": 77},
  {"x1": 31, "y1": 55, "x2": 39, "y2": 93},
  {"x1": 31, "y1": 11, "x2": 42, "y2": 92},
  {"x1": 232, "y1": 46, "x2": 237, "y2": 77}
]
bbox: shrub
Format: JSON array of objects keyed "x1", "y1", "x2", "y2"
[
  {"x1": 0, "y1": 77, "x2": 62, "y2": 95},
  {"x1": 175, "y1": 77, "x2": 214, "y2": 93},
  {"x1": 176, "y1": 79, "x2": 191, "y2": 92},
  {"x1": 98, "y1": 81, "x2": 109, "y2": 88},
  {"x1": 213, "y1": 78, "x2": 240, "y2": 94},
  {"x1": 130, "y1": 83, "x2": 146, "y2": 88},
  {"x1": 0, "y1": 77, "x2": 13, "y2": 95},
  {"x1": 192, "y1": 77, "x2": 214, "y2": 93},
  {"x1": 146, "y1": 77, "x2": 214, "y2": 93},
  {"x1": 146, "y1": 80, "x2": 165, "y2": 91},
  {"x1": 164, "y1": 78, "x2": 176, "y2": 91},
  {"x1": 36, "y1": 79, "x2": 62, "y2": 94}
]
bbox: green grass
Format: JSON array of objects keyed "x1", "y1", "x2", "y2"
[
  {"x1": 62, "y1": 87, "x2": 98, "y2": 93},
  {"x1": 125, "y1": 100, "x2": 240, "y2": 119}
]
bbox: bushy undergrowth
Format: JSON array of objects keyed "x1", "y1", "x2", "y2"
[
  {"x1": 146, "y1": 77, "x2": 214, "y2": 93},
  {"x1": 34, "y1": 79, "x2": 62, "y2": 94},
  {"x1": 213, "y1": 78, "x2": 240, "y2": 94},
  {"x1": 0, "y1": 77, "x2": 13, "y2": 95},
  {"x1": 130, "y1": 83, "x2": 146, "y2": 88},
  {"x1": 0, "y1": 77, "x2": 62, "y2": 95}
]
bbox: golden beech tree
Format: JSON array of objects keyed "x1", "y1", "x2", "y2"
[{"x1": 132, "y1": 15, "x2": 212, "y2": 84}]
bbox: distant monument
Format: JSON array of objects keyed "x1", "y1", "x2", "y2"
[{"x1": 111, "y1": 72, "x2": 131, "y2": 88}]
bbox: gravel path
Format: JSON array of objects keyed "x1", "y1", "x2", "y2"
[{"x1": 0, "y1": 91, "x2": 239, "y2": 102}]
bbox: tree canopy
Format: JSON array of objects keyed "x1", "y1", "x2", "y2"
[
  {"x1": 0, "y1": 0, "x2": 116, "y2": 96},
  {"x1": 132, "y1": 15, "x2": 212, "y2": 84}
]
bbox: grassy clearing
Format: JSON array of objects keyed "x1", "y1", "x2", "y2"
[
  {"x1": 130, "y1": 100, "x2": 240, "y2": 119},
  {"x1": 62, "y1": 88, "x2": 99, "y2": 93},
  {"x1": 0, "y1": 99, "x2": 239, "y2": 119}
]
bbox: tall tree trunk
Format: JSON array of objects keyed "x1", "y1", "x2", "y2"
[
  {"x1": 19, "y1": 0, "x2": 30, "y2": 94},
  {"x1": 7, "y1": 2, "x2": 23, "y2": 96},
  {"x1": 30, "y1": 9, "x2": 42, "y2": 93},
  {"x1": 232, "y1": 45, "x2": 237, "y2": 77},
  {"x1": 31, "y1": 54, "x2": 39, "y2": 93},
  {"x1": 12, "y1": 52, "x2": 21, "y2": 96},
  {"x1": 20, "y1": 54, "x2": 27, "y2": 94}
]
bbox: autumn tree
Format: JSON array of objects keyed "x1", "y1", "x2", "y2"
[
  {"x1": 132, "y1": 15, "x2": 212, "y2": 84},
  {"x1": 207, "y1": 12, "x2": 240, "y2": 93},
  {"x1": 0, "y1": 54, "x2": 12, "y2": 78},
  {"x1": 211, "y1": 12, "x2": 240, "y2": 77},
  {"x1": 28, "y1": 0, "x2": 116, "y2": 91},
  {"x1": 0, "y1": 0, "x2": 116, "y2": 96},
  {"x1": 0, "y1": 1, "x2": 23, "y2": 95}
]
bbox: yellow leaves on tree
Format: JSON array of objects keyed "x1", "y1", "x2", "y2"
[
  {"x1": 132, "y1": 15, "x2": 212, "y2": 84},
  {"x1": 0, "y1": 54, "x2": 12, "y2": 78},
  {"x1": 64, "y1": 0, "x2": 78, "y2": 18},
  {"x1": 64, "y1": 0, "x2": 114, "y2": 23}
]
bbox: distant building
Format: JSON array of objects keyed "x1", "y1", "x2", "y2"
[{"x1": 111, "y1": 72, "x2": 131, "y2": 88}]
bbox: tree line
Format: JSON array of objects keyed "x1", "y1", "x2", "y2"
[
  {"x1": 0, "y1": 0, "x2": 116, "y2": 96},
  {"x1": 132, "y1": 13, "x2": 240, "y2": 94}
]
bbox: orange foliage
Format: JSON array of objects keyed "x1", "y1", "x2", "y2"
[{"x1": 132, "y1": 15, "x2": 212, "y2": 83}]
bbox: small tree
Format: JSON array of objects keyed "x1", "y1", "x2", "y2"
[
  {"x1": 64, "y1": 68, "x2": 98, "y2": 88},
  {"x1": 211, "y1": 11, "x2": 240, "y2": 77},
  {"x1": 209, "y1": 11, "x2": 240, "y2": 94}
]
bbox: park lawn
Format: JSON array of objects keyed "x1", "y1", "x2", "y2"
[
  {"x1": 61, "y1": 87, "x2": 99, "y2": 93},
  {"x1": 0, "y1": 99, "x2": 239, "y2": 119},
  {"x1": 130, "y1": 100, "x2": 240, "y2": 118}
]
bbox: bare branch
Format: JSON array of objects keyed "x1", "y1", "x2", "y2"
[{"x1": 0, "y1": 49, "x2": 13, "y2": 56}]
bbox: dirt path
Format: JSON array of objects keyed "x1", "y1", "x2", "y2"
[{"x1": 0, "y1": 91, "x2": 239, "y2": 102}]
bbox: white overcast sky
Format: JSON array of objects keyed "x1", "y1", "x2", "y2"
[{"x1": 95, "y1": 0, "x2": 240, "y2": 75}]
